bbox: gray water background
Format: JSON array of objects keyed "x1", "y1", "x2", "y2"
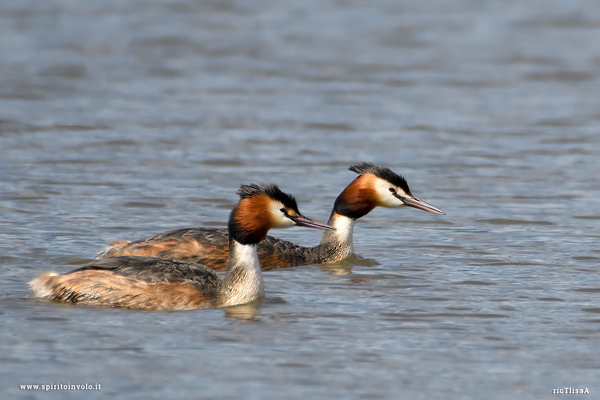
[{"x1": 1, "y1": 1, "x2": 599, "y2": 399}]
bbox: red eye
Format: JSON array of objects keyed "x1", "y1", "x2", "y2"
[{"x1": 389, "y1": 188, "x2": 395, "y2": 193}]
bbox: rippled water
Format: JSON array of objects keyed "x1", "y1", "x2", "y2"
[{"x1": 2, "y1": 1, "x2": 600, "y2": 399}]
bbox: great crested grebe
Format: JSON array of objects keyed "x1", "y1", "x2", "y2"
[
  {"x1": 29, "y1": 184, "x2": 334, "y2": 311},
  {"x1": 98, "y1": 162, "x2": 445, "y2": 270}
]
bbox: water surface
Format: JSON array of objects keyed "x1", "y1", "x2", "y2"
[{"x1": 1, "y1": 1, "x2": 600, "y2": 399}]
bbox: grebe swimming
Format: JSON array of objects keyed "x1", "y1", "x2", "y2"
[
  {"x1": 29, "y1": 184, "x2": 334, "y2": 310},
  {"x1": 98, "y1": 163, "x2": 445, "y2": 270}
]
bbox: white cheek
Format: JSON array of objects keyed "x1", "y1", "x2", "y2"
[
  {"x1": 269, "y1": 202, "x2": 295, "y2": 228},
  {"x1": 373, "y1": 179, "x2": 405, "y2": 208},
  {"x1": 273, "y1": 218, "x2": 295, "y2": 228},
  {"x1": 380, "y1": 195, "x2": 405, "y2": 208}
]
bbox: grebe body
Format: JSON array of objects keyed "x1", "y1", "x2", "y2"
[
  {"x1": 29, "y1": 185, "x2": 333, "y2": 310},
  {"x1": 99, "y1": 163, "x2": 445, "y2": 270}
]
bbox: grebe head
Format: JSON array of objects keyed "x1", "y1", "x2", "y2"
[
  {"x1": 229, "y1": 184, "x2": 334, "y2": 245},
  {"x1": 333, "y1": 162, "x2": 445, "y2": 219}
]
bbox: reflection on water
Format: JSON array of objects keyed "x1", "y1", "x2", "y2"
[
  {"x1": 223, "y1": 299, "x2": 263, "y2": 322},
  {"x1": 2, "y1": 0, "x2": 600, "y2": 399}
]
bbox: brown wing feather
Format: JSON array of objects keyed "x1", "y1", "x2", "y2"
[
  {"x1": 32, "y1": 270, "x2": 222, "y2": 310},
  {"x1": 30, "y1": 256, "x2": 228, "y2": 310},
  {"x1": 99, "y1": 228, "x2": 232, "y2": 269},
  {"x1": 99, "y1": 227, "x2": 328, "y2": 270}
]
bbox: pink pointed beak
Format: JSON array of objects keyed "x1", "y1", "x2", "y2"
[
  {"x1": 290, "y1": 215, "x2": 336, "y2": 230},
  {"x1": 401, "y1": 196, "x2": 445, "y2": 215}
]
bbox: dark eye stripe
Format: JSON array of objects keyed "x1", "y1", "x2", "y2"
[{"x1": 392, "y1": 192, "x2": 406, "y2": 202}]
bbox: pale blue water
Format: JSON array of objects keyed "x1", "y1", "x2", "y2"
[{"x1": 1, "y1": 1, "x2": 600, "y2": 399}]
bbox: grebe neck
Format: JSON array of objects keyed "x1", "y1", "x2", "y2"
[
  {"x1": 319, "y1": 212, "x2": 355, "y2": 253},
  {"x1": 222, "y1": 239, "x2": 264, "y2": 306}
]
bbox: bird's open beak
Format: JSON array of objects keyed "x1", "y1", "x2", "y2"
[
  {"x1": 290, "y1": 215, "x2": 336, "y2": 230},
  {"x1": 401, "y1": 196, "x2": 446, "y2": 215}
]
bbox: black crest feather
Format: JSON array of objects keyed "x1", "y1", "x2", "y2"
[
  {"x1": 237, "y1": 184, "x2": 299, "y2": 212},
  {"x1": 349, "y1": 162, "x2": 412, "y2": 195}
]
